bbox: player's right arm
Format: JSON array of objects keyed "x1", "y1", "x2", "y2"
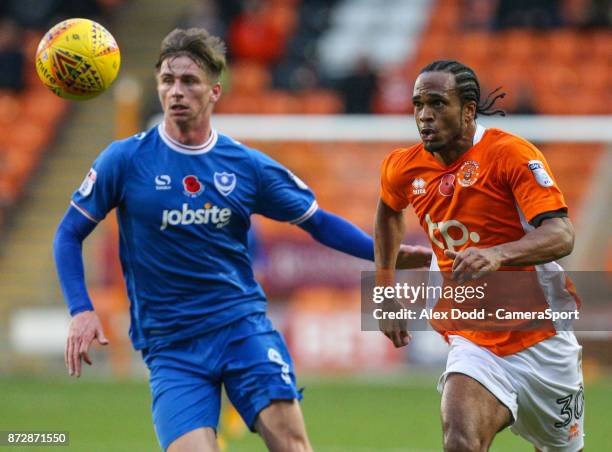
[
  {"x1": 54, "y1": 141, "x2": 127, "y2": 377},
  {"x1": 375, "y1": 151, "x2": 413, "y2": 347},
  {"x1": 54, "y1": 206, "x2": 109, "y2": 377}
]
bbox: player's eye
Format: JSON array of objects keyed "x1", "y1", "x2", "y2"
[
  {"x1": 413, "y1": 101, "x2": 423, "y2": 108},
  {"x1": 433, "y1": 100, "x2": 445, "y2": 108}
]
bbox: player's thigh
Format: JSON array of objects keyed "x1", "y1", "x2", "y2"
[
  {"x1": 222, "y1": 326, "x2": 303, "y2": 432},
  {"x1": 508, "y1": 333, "x2": 584, "y2": 451},
  {"x1": 143, "y1": 339, "x2": 223, "y2": 450},
  {"x1": 255, "y1": 399, "x2": 311, "y2": 451},
  {"x1": 441, "y1": 373, "x2": 512, "y2": 447},
  {"x1": 167, "y1": 427, "x2": 218, "y2": 452}
]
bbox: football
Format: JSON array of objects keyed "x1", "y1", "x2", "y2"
[{"x1": 35, "y1": 18, "x2": 120, "y2": 100}]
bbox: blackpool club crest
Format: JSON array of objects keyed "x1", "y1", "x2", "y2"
[
  {"x1": 457, "y1": 160, "x2": 480, "y2": 187},
  {"x1": 214, "y1": 172, "x2": 237, "y2": 196}
]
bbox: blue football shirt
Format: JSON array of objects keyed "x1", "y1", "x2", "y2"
[{"x1": 71, "y1": 124, "x2": 317, "y2": 349}]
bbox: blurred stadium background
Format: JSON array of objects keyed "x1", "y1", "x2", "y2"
[{"x1": 0, "y1": 0, "x2": 610, "y2": 450}]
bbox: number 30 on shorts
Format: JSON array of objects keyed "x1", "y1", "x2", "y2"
[{"x1": 554, "y1": 385, "x2": 585, "y2": 428}]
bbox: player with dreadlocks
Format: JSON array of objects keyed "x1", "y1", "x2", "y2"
[{"x1": 375, "y1": 60, "x2": 584, "y2": 451}]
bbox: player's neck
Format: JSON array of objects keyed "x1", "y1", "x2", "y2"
[
  {"x1": 433, "y1": 122, "x2": 476, "y2": 166},
  {"x1": 163, "y1": 118, "x2": 212, "y2": 147}
]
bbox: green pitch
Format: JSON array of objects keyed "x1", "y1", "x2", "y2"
[{"x1": 1, "y1": 375, "x2": 610, "y2": 451}]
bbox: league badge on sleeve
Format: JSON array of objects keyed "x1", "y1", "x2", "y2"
[
  {"x1": 214, "y1": 172, "x2": 237, "y2": 196},
  {"x1": 528, "y1": 160, "x2": 554, "y2": 187},
  {"x1": 78, "y1": 168, "x2": 97, "y2": 197}
]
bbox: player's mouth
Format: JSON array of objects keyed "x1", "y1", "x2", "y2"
[
  {"x1": 420, "y1": 128, "x2": 437, "y2": 141},
  {"x1": 170, "y1": 104, "x2": 189, "y2": 114}
]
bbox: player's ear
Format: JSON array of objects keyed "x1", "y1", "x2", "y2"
[
  {"x1": 463, "y1": 100, "x2": 477, "y2": 123},
  {"x1": 210, "y1": 82, "x2": 222, "y2": 103}
]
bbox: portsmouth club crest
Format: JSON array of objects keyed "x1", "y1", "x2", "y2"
[
  {"x1": 183, "y1": 175, "x2": 204, "y2": 198},
  {"x1": 457, "y1": 160, "x2": 480, "y2": 187},
  {"x1": 214, "y1": 172, "x2": 237, "y2": 196}
]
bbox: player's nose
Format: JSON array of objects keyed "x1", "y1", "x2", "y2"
[
  {"x1": 417, "y1": 105, "x2": 434, "y2": 123},
  {"x1": 169, "y1": 80, "x2": 184, "y2": 97}
]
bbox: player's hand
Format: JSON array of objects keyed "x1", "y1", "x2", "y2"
[
  {"x1": 396, "y1": 245, "x2": 432, "y2": 269},
  {"x1": 65, "y1": 310, "x2": 109, "y2": 378},
  {"x1": 378, "y1": 299, "x2": 412, "y2": 348},
  {"x1": 444, "y1": 247, "x2": 502, "y2": 284}
]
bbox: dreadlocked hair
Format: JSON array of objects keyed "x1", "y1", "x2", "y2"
[{"x1": 420, "y1": 60, "x2": 506, "y2": 117}]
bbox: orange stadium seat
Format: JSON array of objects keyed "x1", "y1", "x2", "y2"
[
  {"x1": 21, "y1": 89, "x2": 67, "y2": 128},
  {"x1": 260, "y1": 90, "x2": 301, "y2": 114},
  {"x1": 226, "y1": 61, "x2": 271, "y2": 96},
  {"x1": 0, "y1": 92, "x2": 22, "y2": 127},
  {"x1": 492, "y1": 30, "x2": 541, "y2": 65},
  {"x1": 300, "y1": 90, "x2": 343, "y2": 114},
  {"x1": 589, "y1": 30, "x2": 612, "y2": 61},
  {"x1": 215, "y1": 92, "x2": 268, "y2": 114},
  {"x1": 544, "y1": 30, "x2": 582, "y2": 64},
  {"x1": 428, "y1": 0, "x2": 460, "y2": 30},
  {"x1": 455, "y1": 32, "x2": 495, "y2": 68}
]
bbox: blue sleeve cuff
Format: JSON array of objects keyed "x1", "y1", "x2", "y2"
[{"x1": 298, "y1": 208, "x2": 374, "y2": 261}]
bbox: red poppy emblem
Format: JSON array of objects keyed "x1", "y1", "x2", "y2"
[
  {"x1": 438, "y1": 174, "x2": 455, "y2": 196},
  {"x1": 183, "y1": 175, "x2": 204, "y2": 197}
]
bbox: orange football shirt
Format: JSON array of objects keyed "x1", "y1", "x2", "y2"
[{"x1": 380, "y1": 125, "x2": 577, "y2": 356}]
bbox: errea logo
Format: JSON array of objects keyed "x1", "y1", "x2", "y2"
[
  {"x1": 412, "y1": 178, "x2": 426, "y2": 195},
  {"x1": 161, "y1": 203, "x2": 232, "y2": 230}
]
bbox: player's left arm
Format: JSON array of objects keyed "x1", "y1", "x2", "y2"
[
  {"x1": 445, "y1": 216, "x2": 574, "y2": 283},
  {"x1": 298, "y1": 208, "x2": 431, "y2": 268},
  {"x1": 447, "y1": 140, "x2": 573, "y2": 283}
]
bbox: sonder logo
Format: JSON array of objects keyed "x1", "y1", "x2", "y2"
[
  {"x1": 161, "y1": 203, "x2": 232, "y2": 230},
  {"x1": 155, "y1": 175, "x2": 172, "y2": 190},
  {"x1": 426, "y1": 214, "x2": 480, "y2": 251}
]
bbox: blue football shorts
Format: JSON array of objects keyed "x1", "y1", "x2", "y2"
[{"x1": 141, "y1": 313, "x2": 302, "y2": 450}]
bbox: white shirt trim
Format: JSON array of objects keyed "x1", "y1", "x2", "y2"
[
  {"x1": 473, "y1": 124, "x2": 486, "y2": 146},
  {"x1": 71, "y1": 200, "x2": 99, "y2": 223},
  {"x1": 158, "y1": 123, "x2": 218, "y2": 155},
  {"x1": 289, "y1": 200, "x2": 319, "y2": 225}
]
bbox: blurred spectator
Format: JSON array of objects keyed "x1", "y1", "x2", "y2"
[
  {"x1": 373, "y1": 64, "x2": 413, "y2": 114},
  {"x1": 273, "y1": 60, "x2": 320, "y2": 91},
  {"x1": 582, "y1": 0, "x2": 612, "y2": 28},
  {"x1": 461, "y1": 0, "x2": 497, "y2": 30},
  {"x1": 339, "y1": 57, "x2": 377, "y2": 114},
  {"x1": 228, "y1": 0, "x2": 286, "y2": 64},
  {"x1": 493, "y1": 0, "x2": 563, "y2": 30},
  {"x1": 0, "y1": 19, "x2": 25, "y2": 92},
  {"x1": 215, "y1": 0, "x2": 244, "y2": 31}
]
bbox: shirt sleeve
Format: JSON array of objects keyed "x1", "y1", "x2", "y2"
[
  {"x1": 71, "y1": 142, "x2": 126, "y2": 222},
  {"x1": 251, "y1": 150, "x2": 318, "y2": 224},
  {"x1": 502, "y1": 140, "x2": 567, "y2": 224},
  {"x1": 380, "y1": 149, "x2": 410, "y2": 211}
]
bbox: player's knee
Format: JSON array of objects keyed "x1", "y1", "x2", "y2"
[{"x1": 443, "y1": 427, "x2": 485, "y2": 452}]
